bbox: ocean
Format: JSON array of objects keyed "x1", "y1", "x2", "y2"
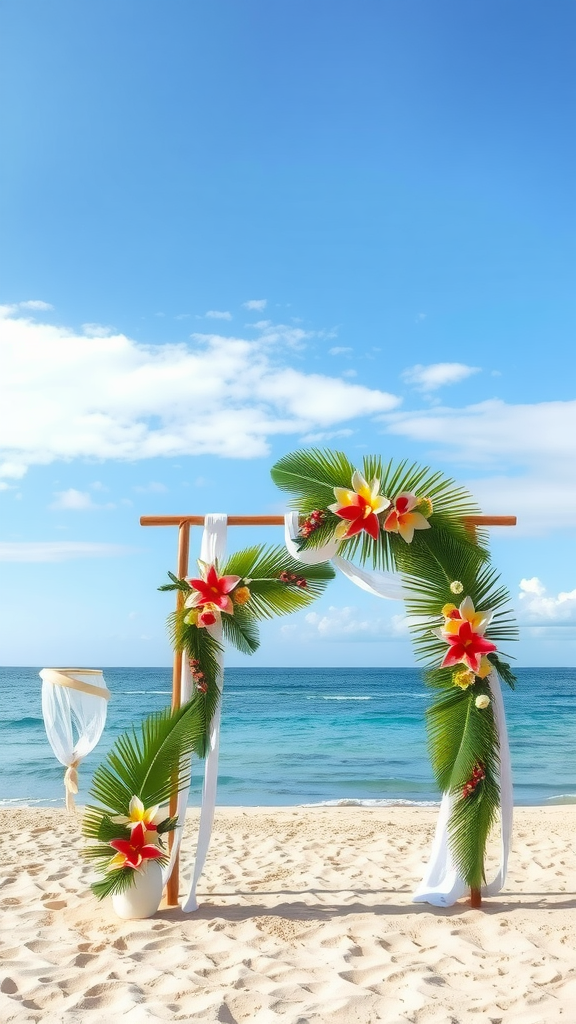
[{"x1": 0, "y1": 666, "x2": 574, "y2": 809}]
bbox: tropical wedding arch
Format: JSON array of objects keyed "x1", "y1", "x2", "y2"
[{"x1": 81, "y1": 448, "x2": 516, "y2": 914}]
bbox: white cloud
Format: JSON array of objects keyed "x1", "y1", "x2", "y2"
[
  {"x1": 383, "y1": 398, "x2": 576, "y2": 533},
  {"x1": 0, "y1": 309, "x2": 401, "y2": 478},
  {"x1": 0, "y1": 541, "x2": 135, "y2": 562},
  {"x1": 133, "y1": 481, "x2": 168, "y2": 494},
  {"x1": 205, "y1": 310, "x2": 232, "y2": 320},
  {"x1": 518, "y1": 578, "x2": 576, "y2": 623},
  {"x1": 82, "y1": 323, "x2": 114, "y2": 338},
  {"x1": 0, "y1": 299, "x2": 54, "y2": 314},
  {"x1": 329, "y1": 346, "x2": 353, "y2": 356},
  {"x1": 401, "y1": 362, "x2": 481, "y2": 392},
  {"x1": 342, "y1": 369, "x2": 357, "y2": 378},
  {"x1": 300, "y1": 429, "x2": 353, "y2": 443},
  {"x1": 281, "y1": 605, "x2": 410, "y2": 642},
  {"x1": 20, "y1": 300, "x2": 54, "y2": 311},
  {"x1": 242, "y1": 299, "x2": 267, "y2": 311},
  {"x1": 49, "y1": 488, "x2": 115, "y2": 510}
]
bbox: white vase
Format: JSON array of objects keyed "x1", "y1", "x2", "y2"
[{"x1": 111, "y1": 861, "x2": 164, "y2": 920}]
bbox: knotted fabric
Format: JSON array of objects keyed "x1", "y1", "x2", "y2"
[
  {"x1": 40, "y1": 668, "x2": 110, "y2": 811},
  {"x1": 283, "y1": 513, "x2": 513, "y2": 906}
]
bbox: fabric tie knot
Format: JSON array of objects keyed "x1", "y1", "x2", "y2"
[{"x1": 64, "y1": 760, "x2": 81, "y2": 812}]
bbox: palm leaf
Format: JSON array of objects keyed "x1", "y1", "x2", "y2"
[
  {"x1": 222, "y1": 545, "x2": 335, "y2": 620},
  {"x1": 221, "y1": 606, "x2": 260, "y2": 654},
  {"x1": 85, "y1": 699, "x2": 202, "y2": 817}
]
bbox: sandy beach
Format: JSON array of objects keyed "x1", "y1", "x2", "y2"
[{"x1": 0, "y1": 805, "x2": 574, "y2": 1023}]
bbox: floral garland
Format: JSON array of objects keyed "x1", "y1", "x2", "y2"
[
  {"x1": 160, "y1": 545, "x2": 334, "y2": 758},
  {"x1": 271, "y1": 448, "x2": 517, "y2": 895}
]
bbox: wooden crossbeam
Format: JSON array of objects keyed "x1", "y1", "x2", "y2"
[{"x1": 141, "y1": 511, "x2": 516, "y2": 906}]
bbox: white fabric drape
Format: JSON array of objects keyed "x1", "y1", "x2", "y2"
[
  {"x1": 284, "y1": 512, "x2": 407, "y2": 601},
  {"x1": 40, "y1": 668, "x2": 110, "y2": 811},
  {"x1": 160, "y1": 514, "x2": 228, "y2": 911},
  {"x1": 284, "y1": 513, "x2": 513, "y2": 906},
  {"x1": 413, "y1": 670, "x2": 513, "y2": 905}
]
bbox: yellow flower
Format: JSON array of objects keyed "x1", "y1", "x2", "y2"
[
  {"x1": 442, "y1": 603, "x2": 459, "y2": 619},
  {"x1": 475, "y1": 694, "x2": 491, "y2": 709},
  {"x1": 476, "y1": 656, "x2": 493, "y2": 679},
  {"x1": 450, "y1": 580, "x2": 463, "y2": 594},
  {"x1": 232, "y1": 586, "x2": 251, "y2": 605},
  {"x1": 441, "y1": 596, "x2": 494, "y2": 636},
  {"x1": 453, "y1": 669, "x2": 475, "y2": 689}
]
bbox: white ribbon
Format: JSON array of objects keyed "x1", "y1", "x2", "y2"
[
  {"x1": 284, "y1": 512, "x2": 513, "y2": 906},
  {"x1": 161, "y1": 514, "x2": 228, "y2": 911}
]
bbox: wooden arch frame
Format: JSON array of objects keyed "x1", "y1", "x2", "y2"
[{"x1": 141, "y1": 513, "x2": 516, "y2": 905}]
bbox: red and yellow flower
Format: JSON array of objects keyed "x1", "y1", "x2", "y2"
[
  {"x1": 436, "y1": 596, "x2": 497, "y2": 675},
  {"x1": 184, "y1": 563, "x2": 241, "y2": 627},
  {"x1": 109, "y1": 821, "x2": 164, "y2": 871},
  {"x1": 328, "y1": 471, "x2": 390, "y2": 541},
  {"x1": 383, "y1": 493, "x2": 432, "y2": 544}
]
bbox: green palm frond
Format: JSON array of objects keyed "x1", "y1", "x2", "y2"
[
  {"x1": 91, "y1": 868, "x2": 140, "y2": 901},
  {"x1": 222, "y1": 545, "x2": 335, "y2": 620},
  {"x1": 181, "y1": 624, "x2": 223, "y2": 758},
  {"x1": 221, "y1": 606, "x2": 260, "y2": 654},
  {"x1": 270, "y1": 447, "x2": 356, "y2": 509},
  {"x1": 85, "y1": 699, "x2": 202, "y2": 817},
  {"x1": 426, "y1": 678, "x2": 500, "y2": 889}
]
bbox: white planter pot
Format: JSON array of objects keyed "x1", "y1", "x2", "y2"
[{"x1": 111, "y1": 861, "x2": 164, "y2": 920}]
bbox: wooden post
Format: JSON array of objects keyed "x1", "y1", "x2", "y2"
[
  {"x1": 166, "y1": 520, "x2": 190, "y2": 906},
  {"x1": 142, "y1": 512, "x2": 516, "y2": 908}
]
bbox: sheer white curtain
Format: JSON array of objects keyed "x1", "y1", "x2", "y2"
[
  {"x1": 40, "y1": 668, "x2": 110, "y2": 811},
  {"x1": 284, "y1": 513, "x2": 513, "y2": 906}
]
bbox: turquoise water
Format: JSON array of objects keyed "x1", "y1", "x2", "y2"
[{"x1": 0, "y1": 666, "x2": 574, "y2": 808}]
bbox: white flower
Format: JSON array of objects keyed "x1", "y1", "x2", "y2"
[
  {"x1": 450, "y1": 580, "x2": 464, "y2": 594},
  {"x1": 475, "y1": 694, "x2": 490, "y2": 709}
]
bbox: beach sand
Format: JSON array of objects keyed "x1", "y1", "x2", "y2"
[{"x1": 0, "y1": 805, "x2": 574, "y2": 1023}]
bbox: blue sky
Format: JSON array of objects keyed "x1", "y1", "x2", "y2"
[{"x1": 1, "y1": 0, "x2": 575, "y2": 668}]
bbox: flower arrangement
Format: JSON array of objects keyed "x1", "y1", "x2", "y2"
[
  {"x1": 82, "y1": 700, "x2": 201, "y2": 899},
  {"x1": 160, "y1": 545, "x2": 334, "y2": 757},
  {"x1": 271, "y1": 447, "x2": 518, "y2": 896}
]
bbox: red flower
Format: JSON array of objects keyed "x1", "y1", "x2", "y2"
[
  {"x1": 440, "y1": 620, "x2": 497, "y2": 674},
  {"x1": 328, "y1": 471, "x2": 390, "y2": 542},
  {"x1": 109, "y1": 822, "x2": 164, "y2": 870},
  {"x1": 186, "y1": 564, "x2": 241, "y2": 616}
]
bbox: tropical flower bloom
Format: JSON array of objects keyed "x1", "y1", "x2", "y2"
[
  {"x1": 383, "y1": 493, "x2": 432, "y2": 543},
  {"x1": 475, "y1": 694, "x2": 491, "y2": 709},
  {"x1": 185, "y1": 563, "x2": 241, "y2": 616},
  {"x1": 115, "y1": 796, "x2": 165, "y2": 839},
  {"x1": 109, "y1": 822, "x2": 164, "y2": 871},
  {"x1": 453, "y1": 669, "x2": 475, "y2": 689},
  {"x1": 197, "y1": 605, "x2": 219, "y2": 627},
  {"x1": 438, "y1": 620, "x2": 498, "y2": 674},
  {"x1": 328, "y1": 471, "x2": 390, "y2": 541},
  {"x1": 441, "y1": 596, "x2": 494, "y2": 637},
  {"x1": 450, "y1": 580, "x2": 464, "y2": 594},
  {"x1": 232, "y1": 586, "x2": 251, "y2": 605}
]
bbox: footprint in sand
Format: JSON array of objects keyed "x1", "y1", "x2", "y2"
[{"x1": 43, "y1": 899, "x2": 67, "y2": 910}]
